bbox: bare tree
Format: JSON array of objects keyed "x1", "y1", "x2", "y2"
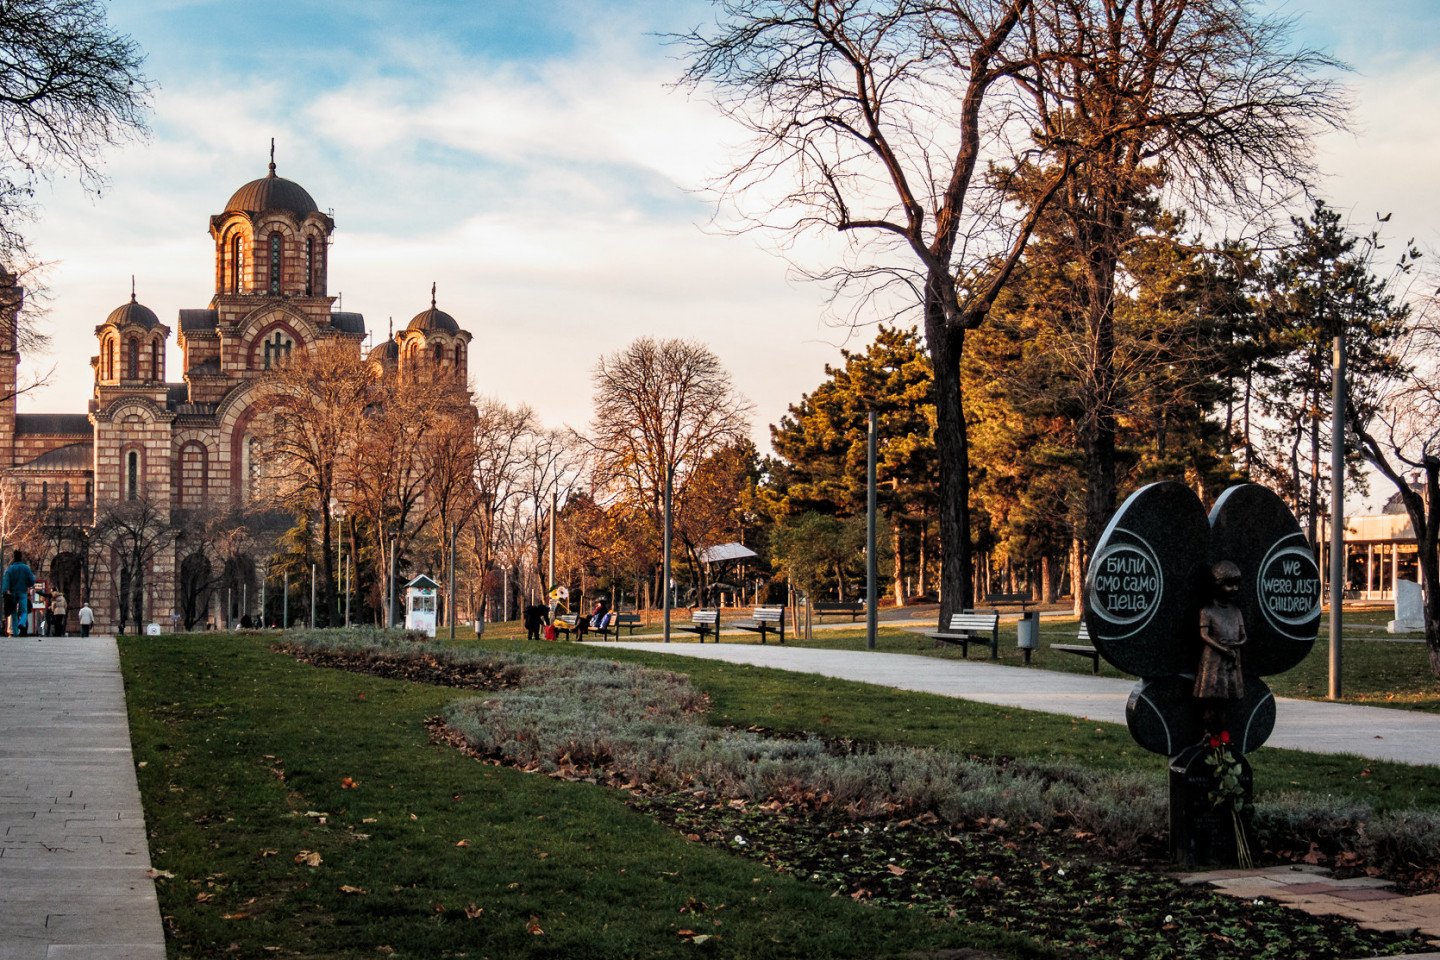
[
  {"x1": 587, "y1": 338, "x2": 752, "y2": 514},
  {"x1": 253, "y1": 340, "x2": 376, "y2": 626},
  {"x1": 0, "y1": 0, "x2": 151, "y2": 260},
  {"x1": 94, "y1": 496, "x2": 173, "y2": 634},
  {"x1": 458, "y1": 398, "x2": 534, "y2": 622},
  {"x1": 174, "y1": 506, "x2": 258, "y2": 630},
  {"x1": 1349, "y1": 293, "x2": 1440, "y2": 674},
  {"x1": 514, "y1": 427, "x2": 584, "y2": 600},
  {"x1": 679, "y1": 0, "x2": 1344, "y2": 621}
]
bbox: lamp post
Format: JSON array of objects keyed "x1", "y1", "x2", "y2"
[
  {"x1": 866, "y1": 411, "x2": 878, "y2": 651},
  {"x1": 1330, "y1": 331, "x2": 1345, "y2": 699}
]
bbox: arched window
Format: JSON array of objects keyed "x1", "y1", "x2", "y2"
[
  {"x1": 150, "y1": 341, "x2": 160, "y2": 381},
  {"x1": 40, "y1": 482, "x2": 47, "y2": 507},
  {"x1": 230, "y1": 234, "x2": 242, "y2": 293},
  {"x1": 433, "y1": 344, "x2": 441, "y2": 366},
  {"x1": 305, "y1": 237, "x2": 315, "y2": 296},
  {"x1": 262, "y1": 330, "x2": 293, "y2": 370},
  {"x1": 103, "y1": 339, "x2": 114, "y2": 380},
  {"x1": 269, "y1": 233, "x2": 283, "y2": 295},
  {"x1": 63, "y1": 482, "x2": 69, "y2": 509},
  {"x1": 454, "y1": 343, "x2": 464, "y2": 375},
  {"x1": 85, "y1": 480, "x2": 93, "y2": 503},
  {"x1": 245, "y1": 435, "x2": 266, "y2": 502},
  {"x1": 127, "y1": 338, "x2": 139, "y2": 380},
  {"x1": 126, "y1": 450, "x2": 140, "y2": 501}
]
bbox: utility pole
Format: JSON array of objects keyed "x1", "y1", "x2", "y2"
[
  {"x1": 866, "y1": 411, "x2": 878, "y2": 651},
  {"x1": 449, "y1": 521, "x2": 457, "y2": 641},
  {"x1": 1329, "y1": 331, "x2": 1345, "y2": 699},
  {"x1": 663, "y1": 465, "x2": 673, "y2": 642}
]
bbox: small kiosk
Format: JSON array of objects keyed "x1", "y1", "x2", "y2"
[{"x1": 404, "y1": 575, "x2": 441, "y2": 637}]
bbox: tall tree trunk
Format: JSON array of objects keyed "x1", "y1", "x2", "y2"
[
  {"x1": 928, "y1": 314, "x2": 972, "y2": 629},
  {"x1": 1070, "y1": 535, "x2": 1085, "y2": 618},
  {"x1": 917, "y1": 520, "x2": 928, "y2": 597},
  {"x1": 1041, "y1": 554, "x2": 1053, "y2": 604},
  {"x1": 1243, "y1": 370, "x2": 1254, "y2": 476},
  {"x1": 891, "y1": 518, "x2": 905, "y2": 607}
]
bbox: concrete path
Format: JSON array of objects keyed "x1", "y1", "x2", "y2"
[
  {"x1": 0, "y1": 636, "x2": 165, "y2": 960},
  {"x1": 606, "y1": 641, "x2": 1440, "y2": 768}
]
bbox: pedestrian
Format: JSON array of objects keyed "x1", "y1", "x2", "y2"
[
  {"x1": 77, "y1": 600, "x2": 94, "y2": 638},
  {"x1": 1, "y1": 551, "x2": 35, "y2": 638},
  {"x1": 522, "y1": 601, "x2": 549, "y2": 641},
  {"x1": 51, "y1": 592, "x2": 67, "y2": 637}
]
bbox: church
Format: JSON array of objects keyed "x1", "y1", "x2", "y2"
[{"x1": 0, "y1": 159, "x2": 473, "y2": 632}]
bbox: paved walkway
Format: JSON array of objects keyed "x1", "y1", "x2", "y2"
[
  {"x1": 0, "y1": 636, "x2": 164, "y2": 960},
  {"x1": 607, "y1": 641, "x2": 1440, "y2": 767}
]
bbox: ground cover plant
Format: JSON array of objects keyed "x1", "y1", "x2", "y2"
[
  {"x1": 120, "y1": 632, "x2": 1027, "y2": 959},
  {"x1": 270, "y1": 629, "x2": 1440, "y2": 957},
  {"x1": 462, "y1": 626, "x2": 1440, "y2": 814}
]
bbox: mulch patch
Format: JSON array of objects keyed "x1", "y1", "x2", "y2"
[
  {"x1": 279, "y1": 644, "x2": 528, "y2": 690},
  {"x1": 283, "y1": 644, "x2": 1434, "y2": 959}
]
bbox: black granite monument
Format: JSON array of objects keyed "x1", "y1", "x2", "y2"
[{"x1": 1084, "y1": 482, "x2": 1320, "y2": 865}]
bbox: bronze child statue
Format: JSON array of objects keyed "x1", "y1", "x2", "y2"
[{"x1": 1194, "y1": 560, "x2": 1246, "y2": 733}]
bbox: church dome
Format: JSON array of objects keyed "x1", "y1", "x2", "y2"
[
  {"x1": 106, "y1": 295, "x2": 160, "y2": 329},
  {"x1": 405, "y1": 307, "x2": 459, "y2": 335},
  {"x1": 225, "y1": 162, "x2": 319, "y2": 217},
  {"x1": 368, "y1": 339, "x2": 399, "y2": 363},
  {"x1": 406, "y1": 285, "x2": 459, "y2": 335}
]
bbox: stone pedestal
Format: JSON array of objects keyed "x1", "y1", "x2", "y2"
[
  {"x1": 1389, "y1": 579, "x2": 1424, "y2": 633},
  {"x1": 1169, "y1": 744, "x2": 1253, "y2": 867}
]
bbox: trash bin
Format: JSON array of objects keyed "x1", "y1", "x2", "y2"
[{"x1": 1016, "y1": 611, "x2": 1039, "y2": 664}]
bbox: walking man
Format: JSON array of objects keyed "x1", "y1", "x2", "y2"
[
  {"x1": 1, "y1": 552, "x2": 34, "y2": 638},
  {"x1": 77, "y1": 600, "x2": 94, "y2": 637}
]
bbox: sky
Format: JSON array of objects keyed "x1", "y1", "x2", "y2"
[{"x1": 18, "y1": 0, "x2": 1440, "y2": 510}]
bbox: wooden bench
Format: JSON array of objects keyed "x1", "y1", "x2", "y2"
[
  {"x1": 985, "y1": 592, "x2": 1032, "y2": 611},
  {"x1": 552, "y1": 614, "x2": 581, "y2": 639},
  {"x1": 733, "y1": 606, "x2": 785, "y2": 644},
  {"x1": 813, "y1": 601, "x2": 864, "y2": 622},
  {"x1": 598, "y1": 612, "x2": 642, "y2": 639},
  {"x1": 1050, "y1": 622, "x2": 1101, "y2": 674},
  {"x1": 678, "y1": 609, "x2": 720, "y2": 642},
  {"x1": 924, "y1": 610, "x2": 999, "y2": 659}
]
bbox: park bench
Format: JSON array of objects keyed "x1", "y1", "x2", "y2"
[
  {"x1": 598, "y1": 612, "x2": 642, "y2": 639},
  {"x1": 985, "y1": 591, "x2": 1032, "y2": 611},
  {"x1": 733, "y1": 606, "x2": 785, "y2": 644},
  {"x1": 678, "y1": 609, "x2": 720, "y2": 642},
  {"x1": 813, "y1": 601, "x2": 864, "y2": 622},
  {"x1": 1050, "y1": 622, "x2": 1101, "y2": 674},
  {"x1": 924, "y1": 610, "x2": 999, "y2": 659},
  {"x1": 552, "y1": 614, "x2": 581, "y2": 639}
]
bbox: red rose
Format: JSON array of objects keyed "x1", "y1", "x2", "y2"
[
  {"x1": 1209, "y1": 735, "x2": 1221, "y2": 748},
  {"x1": 1220, "y1": 731, "x2": 1231, "y2": 744}
]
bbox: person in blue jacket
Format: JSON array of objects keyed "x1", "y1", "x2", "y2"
[{"x1": 2, "y1": 551, "x2": 35, "y2": 638}]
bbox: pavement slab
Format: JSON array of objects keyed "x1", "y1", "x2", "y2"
[
  {"x1": 605, "y1": 640, "x2": 1440, "y2": 766},
  {"x1": 0, "y1": 636, "x2": 164, "y2": 959}
]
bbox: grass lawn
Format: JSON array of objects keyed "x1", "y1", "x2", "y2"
[{"x1": 119, "y1": 633, "x2": 1040, "y2": 960}]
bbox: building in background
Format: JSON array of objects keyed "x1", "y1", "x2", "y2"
[{"x1": 0, "y1": 160, "x2": 472, "y2": 632}]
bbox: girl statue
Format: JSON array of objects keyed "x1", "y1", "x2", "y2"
[{"x1": 1194, "y1": 560, "x2": 1246, "y2": 722}]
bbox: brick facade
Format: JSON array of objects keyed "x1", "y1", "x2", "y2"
[{"x1": 0, "y1": 164, "x2": 471, "y2": 633}]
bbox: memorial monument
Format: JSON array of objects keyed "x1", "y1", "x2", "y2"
[{"x1": 1085, "y1": 482, "x2": 1321, "y2": 865}]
